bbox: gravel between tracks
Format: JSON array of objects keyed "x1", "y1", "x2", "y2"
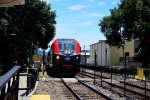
[{"x1": 33, "y1": 80, "x2": 76, "y2": 100}]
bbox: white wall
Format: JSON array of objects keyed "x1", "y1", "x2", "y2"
[{"x1": 89, "y1": 41, "x2": 110, "y2": 66}]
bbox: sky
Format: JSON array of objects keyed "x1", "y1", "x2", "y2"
[{"x1": 44, "y1": 0, "x2": 120, "y2": 50}]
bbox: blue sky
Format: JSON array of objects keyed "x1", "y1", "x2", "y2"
[{"x1": 44, "y1": 0, "x2": 120, "y2": 50}]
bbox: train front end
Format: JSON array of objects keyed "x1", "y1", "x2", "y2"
[{"x1": 52, "y1": 39, "x2": 81, "y2": 76}]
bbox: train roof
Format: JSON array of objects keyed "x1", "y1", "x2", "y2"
[
  {"x1": 53, "y1": 38, "x2": 80, "y2": 43},
  {"x1": 56, "y1": 38, "x2": 76, "y2": 41}
]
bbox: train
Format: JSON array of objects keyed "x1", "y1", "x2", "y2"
[{"x1": 46, "y1": 38, "x2": 81, "y2": 77}]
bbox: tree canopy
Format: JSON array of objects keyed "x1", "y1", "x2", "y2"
[
  {"x1": 99, "y1": 0, "x2": 150, "y2": 47},
  {"x1": 99, "y1": 0, "x2": 150, "y2": 68},
  {"x1": 0, "y1": 0, "x2": 56, "y2": 74}
]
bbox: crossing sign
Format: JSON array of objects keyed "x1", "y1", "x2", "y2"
[{"x1": 34, "y1": 55, "x2": 41, "y2": 61}]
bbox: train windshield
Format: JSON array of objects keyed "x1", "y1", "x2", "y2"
[{"x1": 58, "y1": 39, "x2": 75, "y2": 51}]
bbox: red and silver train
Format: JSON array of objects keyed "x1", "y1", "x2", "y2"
[{"x1": 46, "y1": 38, "x2": 81, "y2": 76}]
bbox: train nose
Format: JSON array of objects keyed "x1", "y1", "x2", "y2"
[
  {"x1": 63, "y1": 50, "x2": 75, "y2": 54},
  {"x1": 64, "y1": 57, "x2": 71, "y2": 61}
]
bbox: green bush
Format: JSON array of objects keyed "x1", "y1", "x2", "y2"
[
  {"x1": 0, "y1": 70, "x2": 2, "y2": 76},
  {"x1": 144, "y1": 70, "x2": 150, "y2": 76}
]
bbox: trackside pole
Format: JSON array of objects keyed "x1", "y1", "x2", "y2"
[
  {"x1": 93, "y1": 50, "x2": 97, "y2": 85},
  {"x1": 42, "y1": 49, "x2": 45, "y2": 81}
]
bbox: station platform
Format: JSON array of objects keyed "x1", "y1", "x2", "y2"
[{"x1": 18, "y1": 72, "x2": 51, "y2": 100}]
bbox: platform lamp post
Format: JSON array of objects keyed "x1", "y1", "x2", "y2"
[
  {"x1": 121, "y1": 42, "x2": 125, "y2": 68},
  {"x1": 10, "y1": 33, "x2": 17, "y2": 63}
]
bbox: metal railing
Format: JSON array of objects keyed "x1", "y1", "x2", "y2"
[
  {"x1": 0, "y1": 66, "x2": 21, "y2": 100},
  {"x1": 80, "y1": 64, "x2": 150, "y2": 100},
  {"x1": 0, "y1": 66, "x2": 37, "y2": 100}
]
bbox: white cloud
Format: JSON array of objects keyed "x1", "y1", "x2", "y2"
[
  {"x1": 98, "y1": 2, "x2": 105, "y2": 5},
  {"x1": 112, "y1": 1, "x2": 117, "y2": 4},
  {"x1": 68, "y1": 4, "x2": 86, "y2": 11},
  {"x1": 80, "y1": 21, "x2": 94, "y2": 26},
  {"x1": 89, "y1": 13, "x2": 103, "y2": 17}
]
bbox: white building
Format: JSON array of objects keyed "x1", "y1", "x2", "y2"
[
  {"x1": 89, "y1": 40, "x2": 135, "y2": 66},
  {"x1": 89, "y1": 40, "x2": 110, "y2": 66},
  {"x1": 80, "y1": 50, "x2": 90, "y2": 64}
]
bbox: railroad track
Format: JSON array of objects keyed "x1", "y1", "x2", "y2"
[
  {"x1": 61, "y1": 78, "x2": 111, "y2": 100},
  {"x1": 80, "y1": 70, "x2": 150, "y2": 100}
]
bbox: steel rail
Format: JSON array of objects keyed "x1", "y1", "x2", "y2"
[
  {"x1": 80, "y1": 72, "x2": 136, "y2": 100},
  {"x1": 75, "y1": 78, "x2": 112, "y2": 100},
  {"x1": 61, "y1": 78, "x2": 82, "y2": 100},
  {"x1": 81, "y1": 71, "x2": 150, "y2": 99},
  {"x1": 83, "y1": 70, "x2": 150, "y2": 92}
]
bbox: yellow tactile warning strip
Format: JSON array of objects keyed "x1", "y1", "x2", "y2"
[{"x1": 30, "y1": 95, "x2": 50, "y2": 100}]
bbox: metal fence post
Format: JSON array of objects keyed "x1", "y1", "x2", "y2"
[
  {"x1": 93, "y1": 50, "x2": 97, "y2": 85},
  {"x1": 145, "y1": 79, "x2": 147, "y2": 100},
  {"x1": 124, "y1": 52, "x2": 129, "y2": 97},
  {"x1": 85, "y1": 51, "x2": 86, "y2": 73},
  {"x1": 124, "y1": 53, "x2": 126, "y2": 97},
  {"x1": 82, "y1": 65, "x2": 84, "y2": 78},
  {"x1": 111, "y1": 67, "x2": 112, "y2": 90},
  {"x1": 93, "y1": 66, "x2": 95, "y2": 85},
  {"x1": 101, "y1": 66, "x2": 102, "y2": 87}
]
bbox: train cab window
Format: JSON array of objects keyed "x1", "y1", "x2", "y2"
[
  {"x1": 59, "y1": 43, "x2": 63, "y2": 50},
  {"x1": 68, "y1": 44, "x2": 75, "y2": 50},
  {"x1": 64, "y1": 43, "x2": 67, "y2": 50}
]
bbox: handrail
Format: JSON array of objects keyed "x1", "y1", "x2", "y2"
[{"x1": 0, "y1": 66, "x2": 21, "y2": 89}]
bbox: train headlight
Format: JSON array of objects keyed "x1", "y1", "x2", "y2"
[
  {"x1": 56, "y1": 55, "x2": 60, "y2": 60},
  {"x1": 76, "y1": 56, "x2": 78, "y2": 59}
]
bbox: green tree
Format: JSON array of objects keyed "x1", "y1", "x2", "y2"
[
  {"x1": 99, "y1": 0, "x2": 150, "y2": 68},
  {"x1": 0, "y1": 0, "x2": 56, "y2": 74}
]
